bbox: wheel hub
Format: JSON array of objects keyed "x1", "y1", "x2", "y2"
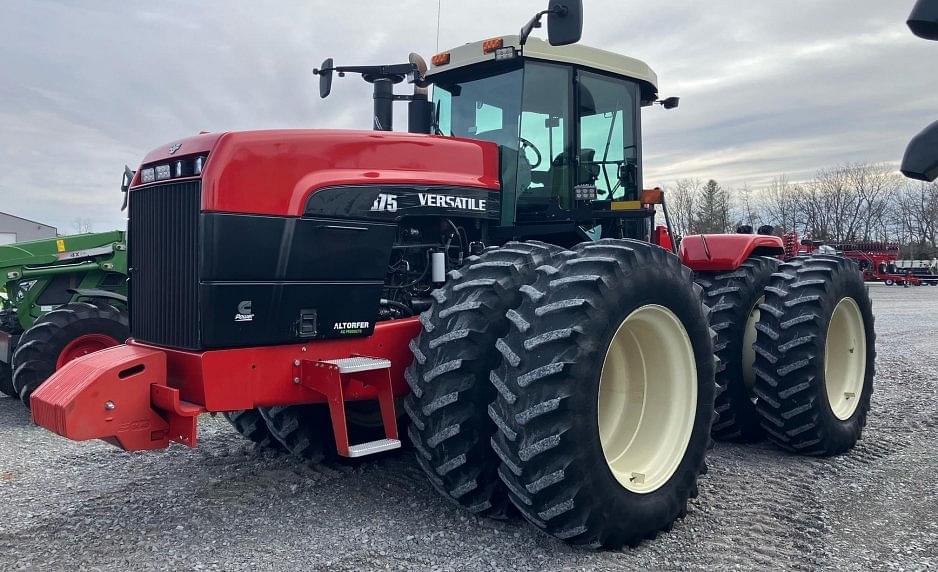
[
  {"x1": 824, "y1": 297, "x2": 867, "y2": 420},
  {"x1": 597, "y1": 304, "x2": 697, "y2": 494}
]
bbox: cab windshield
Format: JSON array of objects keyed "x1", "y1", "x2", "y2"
[{"x1": 431, "y1": 61, "x2": 524, "y2": 151}]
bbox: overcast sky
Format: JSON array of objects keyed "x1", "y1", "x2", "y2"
[{"x1": 1, "y1": 1, "x2": 934, "y2": 233}]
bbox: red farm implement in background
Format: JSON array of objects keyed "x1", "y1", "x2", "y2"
[{"x1": 783, "y1": 233, "x2": 932, "y2": 286}]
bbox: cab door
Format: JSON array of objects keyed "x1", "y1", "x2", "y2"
[
  {"x1": 513, "y1": 62, "x2": 574, "y2": 223},
  {"x1": 575, "y1": 70, "x2": 642, "y2": 203}
]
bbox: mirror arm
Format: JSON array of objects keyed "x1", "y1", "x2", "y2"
[
  {"x1": 520, "y1": 6, "x2": 565, "y2": 45},
  {"x1": 120, "y1": 165, "x2": 134, "y2": 211}
]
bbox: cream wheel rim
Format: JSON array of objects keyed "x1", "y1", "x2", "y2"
[
  {"x1": 597, "y1": 304, "x2": 697, "y2": 494},
  {"x1": 825, "y1": 297, "x2": 867, "y2": 420},
  {"x1": 742, "y1": 296, "x2": 764, "y2": 391}
]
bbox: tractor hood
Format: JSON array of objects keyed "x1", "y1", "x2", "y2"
[{"x1": 132, "y1": 130, "x2": 501, "y2": 217}]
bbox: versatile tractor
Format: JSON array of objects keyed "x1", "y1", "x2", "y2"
[
  {"x1": 0, "y1": 230, "x2": 128, "y2": 405},
  {"x1": 30, "y1": 2, "x2": 877, "y2": 548}
]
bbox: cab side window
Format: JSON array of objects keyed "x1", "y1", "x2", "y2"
[{"x1": 577, "y1": 72, "x2": 640, "y2": 201}]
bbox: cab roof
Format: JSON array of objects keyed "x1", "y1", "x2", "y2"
[{"x1": 426, "y1": 35, "x2": 658, "y2": 103}]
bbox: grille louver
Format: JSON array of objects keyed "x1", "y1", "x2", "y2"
[{"x1": 128, "y1": 181, "x2": 201, "y2": 349}]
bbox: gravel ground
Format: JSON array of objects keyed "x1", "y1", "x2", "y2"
[{"x1": 1, "y1": 285, "x2": 936, "y2": 571}]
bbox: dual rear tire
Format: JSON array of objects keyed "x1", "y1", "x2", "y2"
[
  {"x1": 696, "y1": 258, "x2": 779, "y2": 442},
  {"x1": 753, "y1": 256, "x2": 875, "y2": 455},
  {"x1": 404, "y1": 241, "x2": 560, "y2": 518},
  {"x1": 407, "y1": 240, "x2": 716, "y2": 548},
  {"x1": 697, "y1": 255, "x2": 875, "y2": 455}
]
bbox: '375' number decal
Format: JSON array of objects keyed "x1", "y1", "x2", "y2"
[{"x1": 370, "y1": 193, "x2": 398, "y2": 213}]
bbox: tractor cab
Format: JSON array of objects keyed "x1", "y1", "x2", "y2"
[
  {"x1": 316, "y1": 1, "x2": 678, "y2": 244},
  {"x1": 426, "y1": 35, "x2": 661, "y2": 236}
]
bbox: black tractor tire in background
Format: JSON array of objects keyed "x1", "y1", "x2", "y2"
[
  {"x1": 260, "y1": 401, "x2": 392, "y2": 463},
  {"x1": 11, "y1": 301, "x2": 129, "y2": 407},
  {"x1": 753, "y1": 255, "x2": 876, "y2": 455},
  {"x1": 224, "y1": 409, "x2": 285, "y2": 451},
  {"x1": 696, "y1": 257, "x2": 779, "y2": 442},
  {"x1": 0, "y1": 363, "x2": 15, "y2": 398},
  {"x1": 490, "y1": 240, "x2": 716, "y2": 548},
  {"x1": 260, "y1": 404, "x2": 337, "y2": 463},
  {"x1": 405, "y1": 241, "x2": 559, "y2": 519}
]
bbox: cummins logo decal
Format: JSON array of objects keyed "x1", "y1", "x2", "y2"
[
  {"x1": 418, "y1": 193, "x2": 486, "y2": 211},
  {"x1": 235, "y1": 300, "x2": 254, "y2": 322}
]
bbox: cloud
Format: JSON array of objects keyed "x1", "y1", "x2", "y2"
[{"x1": 0, "y1": 0, "x2": 935, "y2": 232}]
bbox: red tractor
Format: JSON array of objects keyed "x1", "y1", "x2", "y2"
[{"x1": 30, "y1": 2, "x2": 876, "y2": 548}]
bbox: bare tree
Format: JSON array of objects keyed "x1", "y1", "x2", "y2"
[
  {"x1": 736, "y1": 182, "x2": 761, "y2": 230},
  {"x1": 895, "y1": 180, "x2": 938, "y2": 252},
  {"x1": 72, "y1": 218, "x2": 93, "y2": 234},
  {"x1": 667, "y1": 178, "x2": 701, "y2": 237},
  {"x1": 798, "y1": 163, "x2": 901, "y2": 243},
  {"x1": 759, "y1": 175, "x2": 801, "y2": 235},
  {"x1": 664, "y1": 163, "x2": 935, "y2": 260}
]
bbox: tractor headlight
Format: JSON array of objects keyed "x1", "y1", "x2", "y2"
[
  {"x1": 494, "y1": 46, "x2": 517, "y2": 61},
  {"x1": 155, "y1": 164, "x2": 171, "y2": 181},
  {"x1": 140, "y1": 168, "x2": 156, "y2": 183}
]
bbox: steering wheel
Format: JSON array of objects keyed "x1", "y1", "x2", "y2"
[{"x1": 519, "y1": 137, "x2": 542, "y2": 169}]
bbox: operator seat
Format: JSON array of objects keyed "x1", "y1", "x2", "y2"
[
  {"x1": 515, "y1": 148, "x2": 600, "y2": 213},
  {"x1": 549, "y1": 148, "x2": 600, "y2": 207}
]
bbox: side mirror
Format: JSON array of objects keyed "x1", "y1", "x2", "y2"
[
  {"x1": 901, "y1": 120, "x2": 938, "y2": 182},
  {"x1": 547, "y1": 0, "x2": 583, "y2": 46},
  {"x1": 908, "y1": 0, "x2": 938, "y2": 40},
  {"x1": 660, "y1": 97, "x2": 680, "y2": 110},
  {"x1": 120, "y1": 165, "x2": 134, "y2": 211},
  {"x1": 315, "y1": 58, "x2": 334, "y2": 98}
]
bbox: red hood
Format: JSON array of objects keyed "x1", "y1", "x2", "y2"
[
  {"x1": 138, "y1": 132, "x2": 223, "y2": 167},
  {"x1": 131, "y1": 129, "x2": 501, "y2": 216}
]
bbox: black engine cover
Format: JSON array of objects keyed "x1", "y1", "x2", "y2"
[{"x1": 197, "y1": 213, "x2": 395, "y2": 348}]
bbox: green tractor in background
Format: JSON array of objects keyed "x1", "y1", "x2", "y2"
[{"x1": 0, "y1": 230, "x2": 129, "y2": 406}]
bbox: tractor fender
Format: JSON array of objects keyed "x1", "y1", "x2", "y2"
[
  {"x1": 67, "y1": 288, "x2": 128, "y2": 305},
  {"x1": 680, "y1": 234, "x2": 785, "y2": 272}
]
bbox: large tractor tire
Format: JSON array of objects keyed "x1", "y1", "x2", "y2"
[
  {"x1": 0, "y1": 362, "x2": 14, "y2": 398},
  {"x1": 12, "y1": 301, "x2": 128, "y2": 407},
  {"x1": 753, "y1": 255, "x2": 875, "y2": 455},
  {"x1": 405, "y1": 241, "x2": 559, "y2": 519},
  {"x1": 224, "y1": 409, "x2": 285, "y2": 451},
  {"x1": 696, "y1": 257, "x2": 779, "y2": 442},
  {"x1": 490, "y1": 239, "x2": 716, "y2": 548}
]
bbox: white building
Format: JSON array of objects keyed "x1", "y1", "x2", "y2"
[{"x1": 0, "y1": 211, "x2": 57, "y2": 244}]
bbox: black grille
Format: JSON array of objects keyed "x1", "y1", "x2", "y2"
[{"x1": 129, "y1": 181, "x2": 201, "y2": 349}]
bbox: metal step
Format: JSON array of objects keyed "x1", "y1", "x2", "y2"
[
  {"x1": 346, "y1": 438, "x2": 401, "y2": 458},
  {"x1": 320, "y1": 357, "x2": 391, "y2": 374}
]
